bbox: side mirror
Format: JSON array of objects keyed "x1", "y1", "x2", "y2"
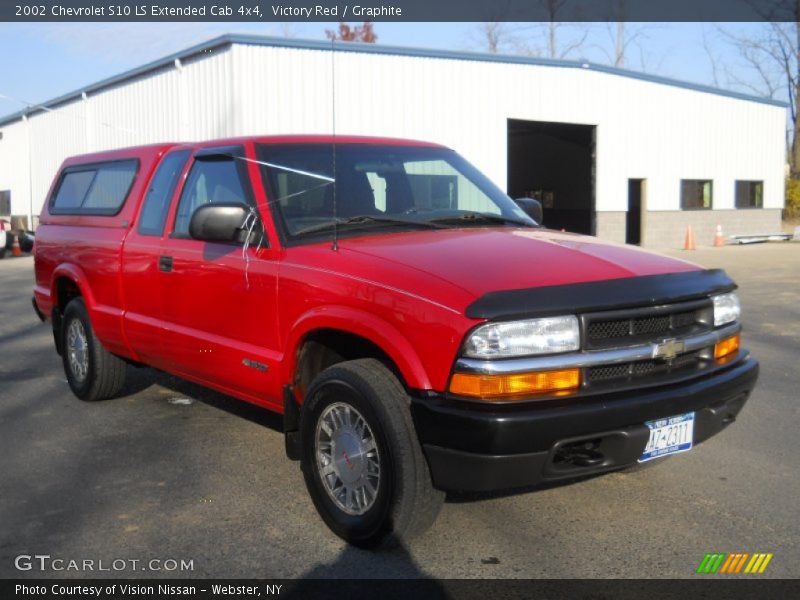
[
  {"x1": 514, "y1": 197, "x2": 543, "y2": 224},
  {"x1": 189, "y1": 203, "x2": 250, "y2": 243}
]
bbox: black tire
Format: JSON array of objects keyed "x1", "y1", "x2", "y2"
[
  {"x1": 61, "y1": 298, "x2": 126, "y2": 401},
  {"x1": 300, "y1": 358, "x2": 444, "y2": 548},
  {"x1": 20, "y1": 232, "x2": 34, "y2": 253}
]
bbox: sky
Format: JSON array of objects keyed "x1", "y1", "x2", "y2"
[{"x1": 0, "y1": 21, "x2": 781, "y2": 120}]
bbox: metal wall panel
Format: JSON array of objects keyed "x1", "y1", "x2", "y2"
[
  {"x1": 233, "y1": 44, "x2": 785, "y2": 215},
  {"x1": 0, "y1": 48, "x2": 235, "y2": 222},
  {"x1": 0, "y1": 41, "x2": 786, "y2": 227},
  {"x1": 0, "y1": 119, "x2": 32, "y2": 219}
]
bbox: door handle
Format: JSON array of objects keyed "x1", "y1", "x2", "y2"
[{"x1": 158, "y1": 255, "x2": 173, "y2": 272}]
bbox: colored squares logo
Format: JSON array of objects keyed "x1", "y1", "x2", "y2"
[{"x1": 696, "y1": 553, "x2": 773, "y2": 574}]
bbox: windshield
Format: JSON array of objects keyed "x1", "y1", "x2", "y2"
[{"x1": 256, "y1": 143, "x2": 535, "y2": 242}]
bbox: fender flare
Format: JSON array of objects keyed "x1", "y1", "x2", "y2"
[
  {"x1": 284, "y1": 305, "x2": 432, "y2": 392},
  {"x1": 50, "y1": 264, "x2": 97, "y2": 314}
]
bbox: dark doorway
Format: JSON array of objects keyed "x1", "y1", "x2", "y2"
[
  {"x1": 0, "y1": 190, "x2": 10, "y2": 217},
  {"x1": 626, "y1": 178, "x2": 645, "y2": 245},
  {"x1": 507, "y1": 119, "x2": 595, "y2": 234}
]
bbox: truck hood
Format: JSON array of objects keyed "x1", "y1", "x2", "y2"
[{"x1": 339, "y1": 227, "x2": 700, "y2": 300}]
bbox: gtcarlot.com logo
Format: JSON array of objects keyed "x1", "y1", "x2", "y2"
[
  {"x1": 696, "y1": 552, "x2": 773, "y2": 575},
  {"x1": 14, "y1": 554, "x2": 194, "y2": 572}
]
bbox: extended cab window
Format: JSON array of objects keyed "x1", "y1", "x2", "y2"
[
  {"x1": 138, "y1": 150, "x2": 191, "y2": 236},
  {"x1": 50, "y1": 160, "x2": 138, "y2": 215},
  {"x1": 172, "y1": 157, "x2": 250, "y2": 237}
]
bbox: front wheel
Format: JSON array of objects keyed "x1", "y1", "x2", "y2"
[
  {"x1": 300, "y1": 359, "x2": 444, "y2": 548},
  {"x1": 61, "y1": 298, "x2": 126, "y2": 401}
]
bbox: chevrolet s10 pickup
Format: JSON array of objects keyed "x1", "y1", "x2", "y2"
[{"x1": 32, "y1": 136, "x2": 758, "y2": 547}]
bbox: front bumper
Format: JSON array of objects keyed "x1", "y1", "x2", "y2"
[{"x1": 411, "y1": 353, "x2": 758, "y2": 492}]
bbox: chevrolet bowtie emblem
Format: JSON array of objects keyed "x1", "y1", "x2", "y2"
[{"x1": 652, "y1": 338, "x2": 686, "y2": 361}]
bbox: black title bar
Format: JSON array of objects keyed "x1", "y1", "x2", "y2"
[
  {"x1": 4, "y1": 579, "x2": 800, "y2": 600},
  {"x1": 3, "y1": 0, "x2": 800, "y2": 22}
]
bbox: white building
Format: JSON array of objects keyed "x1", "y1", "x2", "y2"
[{"x1": 0, "y1": 34, "x2": 786, "y2": 247}]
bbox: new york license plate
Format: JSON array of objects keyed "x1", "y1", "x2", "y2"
[{"x1": 638, "y1": 412, "x2": 695, "y2": 463}]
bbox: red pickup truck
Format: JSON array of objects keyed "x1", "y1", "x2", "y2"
[{"x1": 33, "y1": 136, "x2": 758, "y2": 547}]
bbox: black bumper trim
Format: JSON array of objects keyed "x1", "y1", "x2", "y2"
[
  {"x1": 465, "y1": 269, "x2": 735, "y2": 320},
  {"x1": 413, "y1": 356, "x2": 758, "y2": 492},
  {"x1": 422, "y1": 446, "x2": 550, "y2": 492}
]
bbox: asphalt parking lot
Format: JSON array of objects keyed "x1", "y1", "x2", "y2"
[{"x1": 0, "y1": 244, "x2": 798, "y2": 579}]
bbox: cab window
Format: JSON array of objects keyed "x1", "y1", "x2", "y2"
[
  {"x1": 172, "y1": 156, "x2": 251, "y2": 238},
  {"x1": 138, "y1": 150, "x2": 191, "y2": 236}
]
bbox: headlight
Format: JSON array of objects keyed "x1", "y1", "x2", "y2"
[
  {"x1": 464, "y1": 315, "x2": 580, "y2": 358},
  {"x1": 712, "y1": 292, "x2": 740, "y2": 327}
]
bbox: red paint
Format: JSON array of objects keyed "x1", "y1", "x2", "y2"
[
  {"x1": 342, "y1": 450, "x2": 354, "y2": 470},
  {"x1": 34, "y1": 136, "x2": 701, "y2": 411}
]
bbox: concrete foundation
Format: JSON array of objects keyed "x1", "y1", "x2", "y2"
[{"x1": 595, "y1": 209, "x2": 782, "y2": 249}]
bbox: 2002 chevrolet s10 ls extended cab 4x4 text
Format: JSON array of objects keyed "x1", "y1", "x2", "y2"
[{"x1": 32, "y1": 136, "x2": 758, "y2": 547}]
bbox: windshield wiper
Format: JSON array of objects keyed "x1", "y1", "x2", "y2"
[
  {"x1": 428, "y1": 212, "x2": 535, "y2": 227},
  {"x1": 293, "y1": 215, "x2": 447, "y2": 236}
]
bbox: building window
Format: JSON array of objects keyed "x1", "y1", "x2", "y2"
[
  {"x1": 681, "y1": 179, "x2": 713, "y2": 210},
  {"x1": 735, "y1": 180, "x2": 763, "y2": 208}
]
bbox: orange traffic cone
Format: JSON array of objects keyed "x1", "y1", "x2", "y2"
[
  {"x1": 11, "y1": 233, "x2": 22, "y2": 257},
  {"x1": 683, "y1": 225, "x2": 696, "y2": 251},
  {"x1": 713, "y1": 224, "x2": 725, "y2": 247}
]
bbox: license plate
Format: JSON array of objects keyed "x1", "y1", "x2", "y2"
[{"x1": 638, "y1": 412, "x2": 695, "y2": 463}]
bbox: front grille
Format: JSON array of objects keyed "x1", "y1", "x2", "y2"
[
  {"x1": 579, "y1": 299, "x2": 716, "y2": 390},
  {"x1": 585, "y1": 350, "x2": 707, "y2": 385},
  {"x1": 583, "y1": 300, "x2": 712, "y2": 350},
  {"x1": 632, "y1": 314, "x2": 672, "y2": 335},
  {"x1": 586, "y1": 363, "x2": 630, "y2": 382}
]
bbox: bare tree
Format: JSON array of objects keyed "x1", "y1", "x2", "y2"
[
  {"x1": 702, "y1": 26, "x2": 722, "y2": 87},
  {"x1": 278, "y1": 23, "x2": 300, "y2": 38},
  {"x1": 599, "y1": 1, "x2": 659, "y2": 69},
  {"x1": 605, "y1": 0, "x2": 630, "y2": 67},
  {"x1": 613, "y1": 21, "x2": 625, "y2": 67},
  {"x1": 472, "y1": 22, "x2": 513, "y2": 54},
  {"x1": 512, "y1": 1, "x2": 589, "y2": 60},
  {"x1": 469, "y1": 2, "x2": 522, "y2": 55},
  {"x1": 545, "y1": 0, "x2": 566, "y2": 58},
  {"x1": 632, "y1": 39, "x2": 669, "y2": 75},
  {"x1": 716, "y1": 18, "x2": 800, "y2": 176},
  {"x1": 541, "y1": 0, "x2": 588, "y2": 59}
]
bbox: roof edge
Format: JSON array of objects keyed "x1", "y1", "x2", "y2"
[
  {"x1": 0, "y1": 34, "x2": 236, "y2": 126},
  {"x1": 0, "y1": 33, "x2": 787, "y2": 128}
]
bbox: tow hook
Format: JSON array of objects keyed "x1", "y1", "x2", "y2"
[{"x1": 554, "y1": 440, "x2": 605, "y2": 468}]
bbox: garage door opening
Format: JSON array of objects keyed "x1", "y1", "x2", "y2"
[{"x1": 507, "y1": 119, "x2": 595, "y2": 235}]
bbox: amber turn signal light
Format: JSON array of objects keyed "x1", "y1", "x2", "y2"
[
  {"x1": 449, "y1": 369, "x2": 581, "y2": 401},
  {"x1": 714, "y1": 333, "x2": 740, "y2": 361}
]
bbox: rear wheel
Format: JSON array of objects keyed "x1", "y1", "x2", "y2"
[
  {"x1": 61, "y1": 298, "x2": 126, "y2": 401},
  {"x1": 300, "y1": 359, "x2": 444, "y2": 548}
]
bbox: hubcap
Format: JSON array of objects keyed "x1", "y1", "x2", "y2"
[
  {"x1": 315, "y1": 402, "x2": 381, "y2": 516},
  {"x1": 66, "y1": 320, "x2": 89, "y2": 383}
]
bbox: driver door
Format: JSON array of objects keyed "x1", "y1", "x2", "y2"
[{"x1": 158, "y1": 145, "x2": 281, "y2": 407}]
